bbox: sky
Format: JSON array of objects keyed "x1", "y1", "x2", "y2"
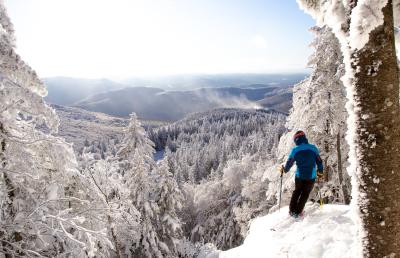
[{"x1": 4, "y1": 0, "x2": 315, "y2": 79}]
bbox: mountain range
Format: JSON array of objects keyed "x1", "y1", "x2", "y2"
[{"x1": 44, "y1": 74, "x2": 301, "y2": 121}]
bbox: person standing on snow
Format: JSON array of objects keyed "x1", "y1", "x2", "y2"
[{"x1": 280, "y1": 130, "x2": 324, "y2": 218}]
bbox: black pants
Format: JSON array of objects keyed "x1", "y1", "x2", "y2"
[{"x1": 289, "y1": 178, "x2": 315, "y2": 215}]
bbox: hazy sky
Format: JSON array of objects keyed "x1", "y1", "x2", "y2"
[{"x1": 4, "y1": 0, "x2": 315, "y2": 79}]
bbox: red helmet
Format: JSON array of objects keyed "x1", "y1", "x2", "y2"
[
  {"x1": 293, "y1": 130, "x2": 307, "y2": 145},
  {"x1": 293, "y1": 130, "x2": 305, "y2": 140}
]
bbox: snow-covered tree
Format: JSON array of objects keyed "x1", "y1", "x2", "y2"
[
  {"x1": 286, "y1": 25, "x2": 351, "y2": 204},
  {"x1": 0, "y1": 2, "x2": 109, "y2": 256},
  {"x1": 79, "y1": 151, "x2": 141, "y2": 257},
  {"x1": 298, "y1": 0, "x2": 400, "y2": 256},
  {"x1": 188, "y1": 154, "x2": 279, "y2": 251},
  {"x1": 150, "y1": 109, "x2": 286, "y2": 250},
  {"x1": 155, "y1": 159, "x2": 184, "y2": 256},
  {"x1": 116, "y1": 113, "x2": 166, "y2": 257},
  {"x1": 151, "y1": 109, "x2": 286, "y2": 186}
]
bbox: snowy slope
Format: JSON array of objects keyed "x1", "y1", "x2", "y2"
[{"x1": 207, "y1": 204, "x2": 357, "y2": 258}]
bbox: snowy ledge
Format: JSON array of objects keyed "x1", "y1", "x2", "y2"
[{"x1": 201, "y1": 204, "x2": 357, "y2": 258}]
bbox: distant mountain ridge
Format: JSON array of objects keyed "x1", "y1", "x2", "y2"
[
  {"x1": 44, "y1": 77, "x2": 125, "y2": 105},
  {"x1": 73, "y1": 86, "x2": 292, "y2": 121},
  {"x1": 121, "y1": 73, "x2": 307, "y2": 90},
  {"x1": 44, "y1": 74, "x2": 298, "y2": 121}
]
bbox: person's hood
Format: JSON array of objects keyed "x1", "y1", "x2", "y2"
[{"x1": 295, "y1": 135, "x2": 308, "y2": 146}]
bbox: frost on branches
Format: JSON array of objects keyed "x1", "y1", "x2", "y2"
[
  {"x1": 150, "y1": 109, "x2": 287, "y2": 250},
  {"x1": 298, "y1": 0, "x2": 400, "y2": 256},
  {"x1": 155, "y1": 159, "x2": 184, "y2": 256},
  {"x1": 0, "y1": 1, "x2": 110, "y2": 256},
  {"x1": 285, "y1": 25, "x2": 351, "y2": 204},
  {"x1": 260, "y1": 25, "x2": 351, "y2": 222},
  {"x1": 114, "y1": 113, "x2": 184, "y2": 257},
  {"x1": 77, "y1": 113, "x2": 186, "y2": 257},
  {"x1": 79, "y1": 151, "x2": 141, "y2": 258}
]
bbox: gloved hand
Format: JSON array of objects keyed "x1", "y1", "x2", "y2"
[
  {"x1": 317, "y1": 171, "x2": 324, "y2": 182},
  {"x1": 278, "y1": 165, "x2": 285, "y2": 176}
]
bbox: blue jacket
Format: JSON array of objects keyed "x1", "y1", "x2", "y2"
[{"x1": 284, "y1": 142, "x2": 323, "y2": 180}]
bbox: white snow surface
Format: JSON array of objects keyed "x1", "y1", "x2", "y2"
[{"x1": 205, "y1": 204, "x2": 357, "y2": 258}]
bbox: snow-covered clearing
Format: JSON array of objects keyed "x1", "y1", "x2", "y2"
[{"x1": 206, "y1": 204, "x2": 357, "y2": 258}]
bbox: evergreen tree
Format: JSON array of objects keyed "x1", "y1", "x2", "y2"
[
  {"x1": 286, "y1": 25, "x2": 351, "y2": 204},
  {"x1": 116, "y1": 113, "x2": 165, "y2": 257},
  {"x1": 298, "y1": 0, "x2": 400, "y2": 255},
  {"x1": 156, "y1": 159, "x2": 184, "y2": 257},
  {"x1": 0, "y1": 2, "x2": 109, "y2": 256},
  {"x1": 79, "y1": 150, "x2": 141, "y2": 258}
]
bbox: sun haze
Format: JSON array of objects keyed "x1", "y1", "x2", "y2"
[{"x1": 4, "y1": 0, "x2": 315, "y2": 79}]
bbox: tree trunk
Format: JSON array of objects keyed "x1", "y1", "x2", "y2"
[
  {"x1": 1, "y1": 123, "x2": 12, "y2": 257},
  {"x1": 336, "y1": 131, "x2": 350, "y2": 204},
  {"x1": 351, "y1": 1, "x2": 400, "y2": 256},
  {"x1": 323, "y1": 138, "x2": 330, "y2": 183}
]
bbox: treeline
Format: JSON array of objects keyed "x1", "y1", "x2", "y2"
[{"x1": 148, "y1": 109, "x2": 286, "y2": 184}]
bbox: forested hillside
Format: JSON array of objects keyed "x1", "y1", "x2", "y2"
[
  {"x1": 79, "y1": 108, "x2": 287, "y2": 252},
  {"x1": 52, "y1": 104, "x2": 167, "y2": 153},
  {"x1": 53, "y1": 104, "x2": 127, "y2": 151},
  {"x1": 149, "y1": 109, "x2": 286, "y2": 184},
  {"x1": 148, "y1": 109, "x2": 287, "y2": 249}
]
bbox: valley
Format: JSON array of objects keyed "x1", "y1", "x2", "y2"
[{"x1": 45, "y1": 74, "x2": 298, "y2": 121}]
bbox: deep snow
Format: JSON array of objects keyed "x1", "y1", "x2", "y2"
[{"x1": 204, "y1": 203, "x2": 357, "y2": 258}]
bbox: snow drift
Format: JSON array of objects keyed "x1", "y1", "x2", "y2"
[{"x1": 204, "y1": 204, "x2": 357, "y2": 258}]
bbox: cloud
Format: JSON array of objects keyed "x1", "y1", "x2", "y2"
[
  {"x1": 250, "y1": 35, "x2": 268, "y2": 49},
  {"x1": 196, "y1": 88, "x2": 262, "y2": 110}
]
